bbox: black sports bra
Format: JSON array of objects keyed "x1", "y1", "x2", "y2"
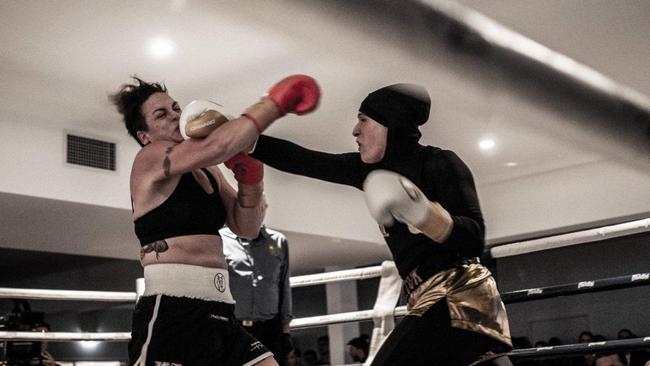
[{"x1": 134, "y1": 168, "x2": 227, "y2": 246}]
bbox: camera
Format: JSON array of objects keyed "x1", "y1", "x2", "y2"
[{"x1": 0, "y1": 301, "x2": 45, "y2": 366}]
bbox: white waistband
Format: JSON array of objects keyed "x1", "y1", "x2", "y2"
[{"x1": 143, "y1": 263, "x2": 234, "y2": 304}]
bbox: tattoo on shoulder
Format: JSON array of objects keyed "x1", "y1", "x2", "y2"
[{"x1": 163, "y1": 146, "x2": 174, "y2": 177}]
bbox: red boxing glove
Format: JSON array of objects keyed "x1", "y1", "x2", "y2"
[
  {"x1": 268, "y1": 75, "x2": 320, "y2": 116},
  {"x1": 224, "y1": 154, "x2": 263, "y2": 185}
]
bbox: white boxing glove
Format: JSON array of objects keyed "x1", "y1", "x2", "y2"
[
  {"x1": 363, "y1": 170, "x2": 454, "y2": 242},
  {"x1": 363, "y1": 170, "x2": 429, "y2": 227},
  {"x1": 179, "y1": 100, "x2": 232, "y2": 139}
]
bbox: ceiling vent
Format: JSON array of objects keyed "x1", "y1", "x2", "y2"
[{"x1": 66, "y1": 133, "x2": 116, "y2": 171}]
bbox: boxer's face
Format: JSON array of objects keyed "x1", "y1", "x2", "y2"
[
  {"x1": 353, "y1": 113, "x2": 387, "y2": 163},
  {"x1": 138, "y1": 92, "x2": 183, "y2": 145}
]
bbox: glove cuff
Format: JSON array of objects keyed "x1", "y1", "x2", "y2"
[
  {"x1": 243, "y1": 97, "x2": 283, "y2": 131},
  {"x1": 422, "y1": 201, "x2": 454, "y2": 243}
]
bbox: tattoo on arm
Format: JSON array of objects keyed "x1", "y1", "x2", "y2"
[{"x1": 163, "y1": 146, "x2": 174, "y2": 177}]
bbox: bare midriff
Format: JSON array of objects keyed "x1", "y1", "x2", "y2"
[{"x1": 140, "y1": 234, "x2": 227, "y2": 269}]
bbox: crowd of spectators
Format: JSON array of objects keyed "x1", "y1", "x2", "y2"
[{"x1": 511, "y1": 328, "x2": 650, "y2": 366}]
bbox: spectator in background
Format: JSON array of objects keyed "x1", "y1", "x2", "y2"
[
  {"x1": 578, "y1": 331, "x2": 593, "y2": 344},
  {"x1": 544, "y1": 337, "x2": 570, "y2": 366},
  {"x1": 617, "y1": 328, "x2": 650, "y2": 366},
  {"x1": 594, "y1": 353, "x2": 627, "y2": 366},
  {"x1": 316, "y1": 336, "x2": 330, "y2": 365},
  {"x1": 572, "y1": 330, "x2": 595, "y2": 366},
  {"x1": 347, "y1": 335, "x2": 370, "y2": 363},
  {"x1": 618, "y1": 329, "x2": 635, "y2": 340},
  {"x1": 287, "y1": 348, "x2": 305, "y2": 366},
  {"x1": 303, "y1": 350, "x2": 318, "y2": 366},
  {"x1": 31, "y1": 321, "x2": 59, "y2": 366},
  {"x1": 511, "y1": 337, "x2": 536, "y2": 366},
  {"x1": 512, "y1": 336, "x2": 532, "y2": 349},
  {"x1": 534, "y1": 340, "x2": 549, "y2": 348}
]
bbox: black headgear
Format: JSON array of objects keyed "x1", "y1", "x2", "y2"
[
  {"x1": 359, "y1": 84, "x2": 430, "y2": 160},
  {"x1": 359, "y1": 83, "x2": 430, "y2": 132}
]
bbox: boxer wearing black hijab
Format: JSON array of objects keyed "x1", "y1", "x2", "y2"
[{"x1": 251, "y1": 84, "x2": 512, "y2": 366}]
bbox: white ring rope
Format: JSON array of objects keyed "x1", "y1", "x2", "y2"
[
  {"x1": 0, "y1": 308, "x2": 403, "y2": 341},
  {"x1": 0, "y1": 288, "x2": 136, "y2": 302},
  {"x1": 290, "y1": 265, "x2": 382, "y2": 287},
  {"x1": 0, "y1": 263, "x2": 393, "y2": 343},
  {"x1": 291, "y1": 309, "x2": 376, "y2": 329},
  {"x1": 0, "y1": 331, "x2": 130, "y2": 342},
  {"x1": 0, "y1": 258, "x2": 647, "y2": 349},
  {"x1": 0, "y1": 267, "x2": 384, "y2": 302},
  {"x1": 491, "y1": 218, "x2": 650, "y2": 258}
]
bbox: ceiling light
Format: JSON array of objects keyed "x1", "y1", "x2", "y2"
[
  {"x1": 479, "y1": 138, "x2": 495, "y2": 150},
  {"x1": 505, "y1": 162, "x2": 518, "y2": 167},
  {"x1": 149, "y1": 38, "x2": 173, "y2": 58},
  {"x1": 79, "y1": 341, "x2": 100, "y2": 350}
]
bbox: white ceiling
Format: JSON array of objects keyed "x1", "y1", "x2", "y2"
[{"x1": 1, "y1": 0, "x2": 649, "y2": 275}]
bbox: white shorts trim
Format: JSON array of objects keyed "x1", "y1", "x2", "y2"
[
  {"x1": 243, "y1": 351, "x2": 274, "y2": 366},
  {"x1": 133, "y1": 294, "x2": 162, "y2": 366},
  {"x1": 143, "y1": 263, "x2": 235, "y2": 303}
]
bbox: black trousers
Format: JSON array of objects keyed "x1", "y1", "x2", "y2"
[
  {"x1": 370, "y1": 300, "x2": 512, "y2": 366},
  {"x1": 242, "y1": 317, "x2": 287, "y2": 366}
]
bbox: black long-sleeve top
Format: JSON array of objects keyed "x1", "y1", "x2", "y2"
[{"x1": 251, "y1": 135, "x2": 485, "y2": 278}]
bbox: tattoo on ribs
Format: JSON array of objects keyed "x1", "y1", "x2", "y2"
[
  {"x1": 140, "y1": 239, "x2": 170, "y2": 260},
  {"x1": 163, "y1": 146, "x2": 174, "y2": 177}
]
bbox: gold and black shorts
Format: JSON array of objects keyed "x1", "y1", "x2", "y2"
[{"x1": 404, "y1": 259, "x2": 512, "y2": 348}]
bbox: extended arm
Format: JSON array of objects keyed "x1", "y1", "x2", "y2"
[
  {"x1": 251, "y1": 135, "x2": 365, "y2": 188},
  {"x1": 135, "y1": 75, "x2": 320, "y2": 183}
]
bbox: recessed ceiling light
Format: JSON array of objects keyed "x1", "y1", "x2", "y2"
[
  {"x1": 149, "y1": 37, "x2": 173, "y2": 58},
  {"x1": 79, "y1": 340, "x2": 100, "y2": 350},
  {"x1": 505, "y1": 162, "x2": 518, "y2": 167},
  {"x1": 479, "y1": 138, "x2": 495, "y2": 150}
]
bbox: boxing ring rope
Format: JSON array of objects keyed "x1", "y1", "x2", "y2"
[
  {"x1": 0, "y1": 288, "x2": 136, "y2": 302},
  {"x1": 490, "y1": 218, "x2": 650, "y2": 258},
  {"x1": 0, "y1": 332, "x2": 129, "y2": 342},
  {"x1": 501, "y1": 272, "x2": 650, "y2": 304},
  {"x1": 2, "y1": 215, "x2": 650, "y2": 364},
  {"x1": 510, "y1": 337, "x2": 650, "y2": 361},
  {"x1": 2, "y1": 270, "x2": 648, "y2": 317},
  {"x1": 1, "y1": 268, "x2": 649, "y2": 356},
  {"x1": 290, "y1": 266, "x2": 383, "y2": 288}
]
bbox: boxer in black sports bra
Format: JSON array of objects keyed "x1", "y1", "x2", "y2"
[{"x1": 111, "y1": 75, "x2": 319, "y2": 366}]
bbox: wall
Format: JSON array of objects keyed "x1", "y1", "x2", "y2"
[
  {"x1": 496, "y1": 232, "x2": 650, "y2": 344},
  {"x1": 0, "y1": 119, "x2": 137, "y2": 210}
]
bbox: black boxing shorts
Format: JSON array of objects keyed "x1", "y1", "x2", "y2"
[
  {"x1": 129, "y1": 295, "x2": 272, "y2": 366},
  {"x1": 129, "y1": 264, "x2": 272, "y2": 366}
]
